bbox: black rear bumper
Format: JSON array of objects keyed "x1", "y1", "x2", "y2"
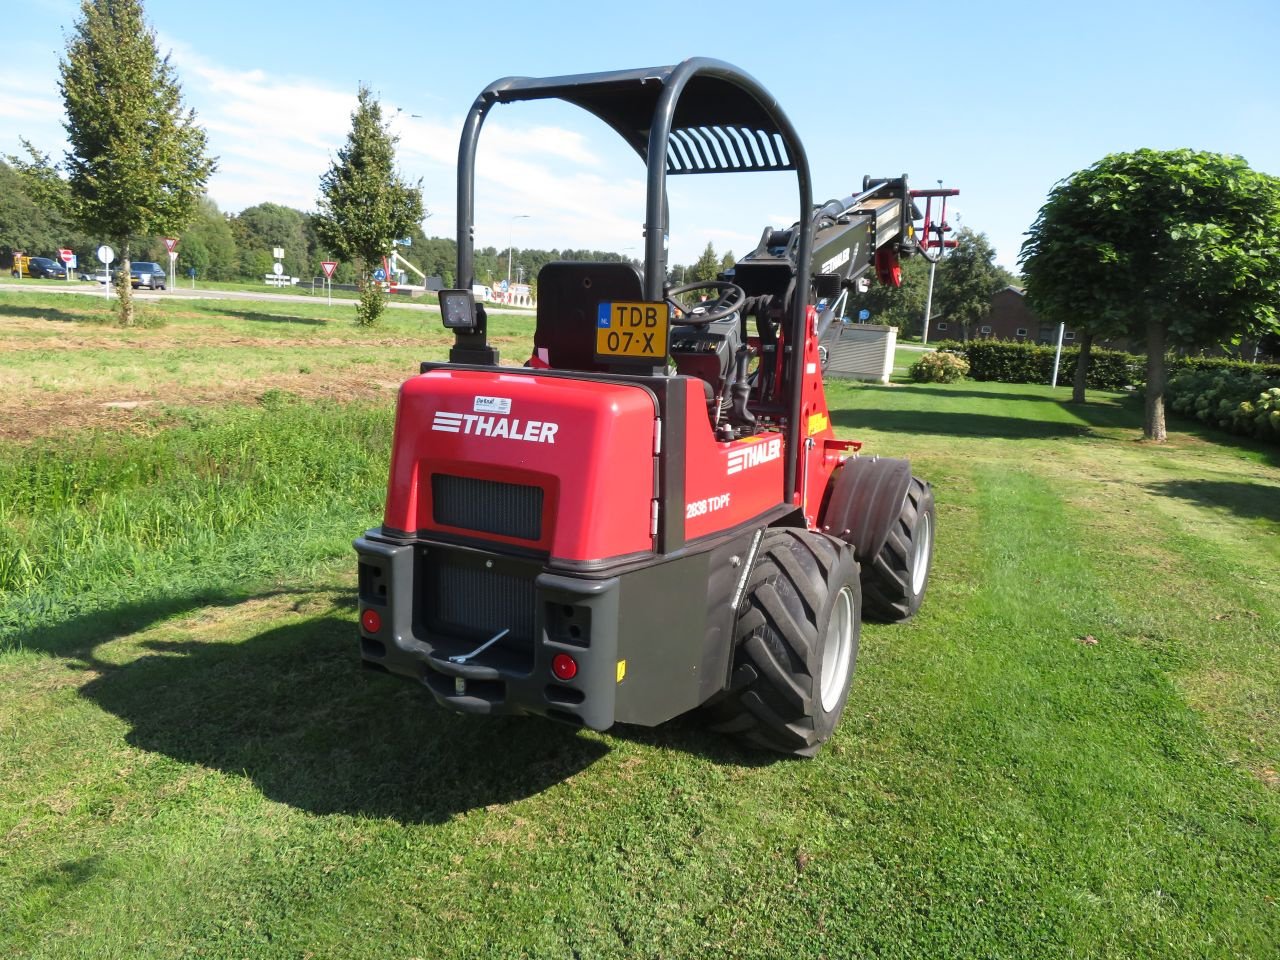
[{"x1": 354, "y1": 526, "x2": 758, "y2": 731}]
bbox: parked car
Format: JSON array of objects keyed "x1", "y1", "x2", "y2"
[
  {"x1": 12, "y1": 256, "x2": 66, "y2": 279},
  {"x1": 129, "y1": 262, "x2": 167, "y2": 290}
]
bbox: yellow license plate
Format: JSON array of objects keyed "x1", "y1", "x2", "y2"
[{"x1": 595, "y1": 301, "x2": 669, "y2": 360}]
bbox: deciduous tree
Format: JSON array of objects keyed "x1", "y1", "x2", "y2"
[
  {"x1": 855, "y1": 254, "x2": 930, "y2": 334},
  {"x1": 232, "y1": 203, "x2": 309, "y2": 279},
  {"x1": 934, "y1": 227, "x2": 1007, "y2": 341},
  {"x1": 315, "y1": 86, "x2": 424, "y2": 325},
  {"x1": 56, "y1": 0, "x2": 215, "y2": 325},
  {"x1": 0, "y1": 158, "x2": 67, "y2": 258},
  {"x1": 180, "y1": 197, "x2": 238, "y2": 282},
  {"x1": 1021, "y1": 149, "x2": 1280, "y2": 440}
]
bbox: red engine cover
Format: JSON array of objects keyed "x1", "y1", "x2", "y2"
[{"x1": 384, "y1": 369, "x2": 658, "y2": 563}]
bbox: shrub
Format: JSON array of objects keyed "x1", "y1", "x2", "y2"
[
  {"x1": 1166, "y1": 367, "x2": 1280, "y2": 443},
  {"x1": 355, "y1": 282, "x2": 386, "y2": 327},
  {"x1": 926, "y1": 339, "x2": 1280, "y2": 393},
  {"x1": 940, "y1": 340, "x2": 1138, "y2": 389},
  {"x1": 909, "y1": 351, "x2": 970, "y2": 383},
  {"x1": 1167, "y1": 355, "x2": 1280, "y2": 378}
]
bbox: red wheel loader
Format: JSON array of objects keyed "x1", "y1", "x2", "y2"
[{"x1": 354, "y1": 58, "x2": 938, "y2": 757}]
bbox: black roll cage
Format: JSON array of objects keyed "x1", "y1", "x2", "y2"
[{"x1": 451, "y1": 57, "x2": 814, "y2": 502}]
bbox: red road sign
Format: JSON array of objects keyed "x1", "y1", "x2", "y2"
[
  {"x1": 58, "y1": 248, "x2": 73, "y2": 264},
  {"x1": 163, "y1": 237, "x2": 178, "y2": 253},
  {"x1": 320, "y1": 261, "x2": 338, "y2": 279}
]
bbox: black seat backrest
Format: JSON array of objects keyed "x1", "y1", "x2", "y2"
[{"x1": 534, "y1": 261, "x2": 644, "y2": 372}]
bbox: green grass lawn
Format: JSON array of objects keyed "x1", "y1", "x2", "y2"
[{"x1": 1, "y1": 298, "x2": 1278, "y2": 958}]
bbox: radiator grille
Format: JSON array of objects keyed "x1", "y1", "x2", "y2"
[
  {"x1": 431, "y1": 474, "x2": 543, "y2": 541},
  {"x1": 430, "y1": 563, "x2": 535, "y2": 641},
  {"x1": 424, "y1": 559, "x2": 536, "y2": 671}
]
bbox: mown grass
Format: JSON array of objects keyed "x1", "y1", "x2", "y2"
[
  {"x1": 1, "y1": 298, "x2": 1278, "y2": 957},
  {"x1": 0, "y1": 292, "x2": 536, "y2": 438}
]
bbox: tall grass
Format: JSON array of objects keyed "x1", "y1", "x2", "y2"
[{"x1": 0, "y1": 398, "x2": 392, "y2": 647}]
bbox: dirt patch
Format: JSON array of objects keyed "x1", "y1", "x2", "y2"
[
  {"x1": 0, "y1": 326, "x2": 451, "y2": 353},
  {"x1": 0, "y1": 373, "x2": 402, "y2": 442}
]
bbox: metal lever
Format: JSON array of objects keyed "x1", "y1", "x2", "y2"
[{"x1": 448, "y1": 628, "x2": 510, "y2": 665}]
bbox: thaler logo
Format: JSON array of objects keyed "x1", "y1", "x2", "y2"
[
  {"x1": 820, "y1": 245, "x2": 853, "y2": 275},
  {"x1": 727, "y1": 438, "x2": 782, "y2": 475},
  {"x1": 432, "y1": 411, "x2": 559, "y2": 444}
]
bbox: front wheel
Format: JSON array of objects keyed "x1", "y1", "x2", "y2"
[
  {"x1": 861, "y1": 477, "x2": 936, "y2": 622},
  {"x1": 706, "y1": 529, "x2": 861, "y2": 758}
]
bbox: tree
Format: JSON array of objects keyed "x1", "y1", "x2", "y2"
[
  {"x1": 315, "y1": 86, "x2": 424, "y2": 325},
  {"x1": 53, "y1": 0, "x2": 215, "y2": 324},
  {"x1": 0, "y1": 158, "x2": 70, "y2": 258},
  {"x1": 180, "y1": 197, "x2": 237, "y2": 282},
  {"x1": 692, "y1": 241, "x2": 719, "y2": 283},
  {"x1": 231, "y1": 203, "x2": 309, "y2": 279},
  {"x1": 855, "y1": 254, "x2": 931, "y2": 335},
  {"x1": 1021, "y1": 149, "x2": 1280, "y2": 440},
  {"x1": 933, "y1": 227, "x2": 1006, "y2": 340}
]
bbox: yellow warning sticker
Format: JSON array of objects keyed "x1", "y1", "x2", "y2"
[
  {"x1": 616, "y1": 659, "x2": 627, "y2": 683},
  {"x1": 808, "y1": 412, "x2": 830, "y2": 435}
]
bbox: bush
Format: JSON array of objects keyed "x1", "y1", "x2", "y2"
[
  {"x1": 1167, "y1": 355, "x2": 1280, "y2": 378},
  {"x1": 355, "y1": 282, "x2": 386, "y2": 327},
  {"x1": 940, "y1": 340, "x2": 1139, "y2": 389},
  {"x1": 926, "y1": 339, "x2": 1280, "y2": 393},
  {"x1": 1166, "y1": 367, "x2": 1280, "y2": 443},
  {"x1": 910, "y1": 351, "x2": 970, "y2": 383}
]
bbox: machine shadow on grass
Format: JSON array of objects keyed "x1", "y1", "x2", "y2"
[{"x1": 32, "y1": 591, "x2": 618, "y2": 824}]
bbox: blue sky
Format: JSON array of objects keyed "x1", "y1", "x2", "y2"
[{"x1": 3, "y1": 0, "x2": 1278, "y2": 272}]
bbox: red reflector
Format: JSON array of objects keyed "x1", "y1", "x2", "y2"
[
  {"x1": 361, "y1": 609, "x2": 382, "y2": 633},
  {"x1": 551, "y1": 653, "x2": 578, "y2": 681}
]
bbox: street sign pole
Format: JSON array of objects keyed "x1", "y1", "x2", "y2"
[
  {"x1": 97, "y1": 244, "x2": 115, "y2": 300},
  {"x1": 163, "y1": 238, "x2": 178, "y2": 292},
  {"x1": 320, "y1": 261, "x2": 338, "y2": 306}
]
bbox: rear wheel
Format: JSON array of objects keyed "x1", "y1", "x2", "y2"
[
  {"x1": 707, "y1": 528, "x2": 861, "y2": 758},
  {"x1": 861, "y1": 477, "x2": 935, "y2": 622}
]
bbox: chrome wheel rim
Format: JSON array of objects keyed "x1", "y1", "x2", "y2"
[
  {"x1": 910, "y1": 512, "x2": 932, "y2": 596},
  {"x1": 820, "y1": 585, "x2": 855, "y2": 712}
]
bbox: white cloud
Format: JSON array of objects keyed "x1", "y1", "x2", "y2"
[{"x1": 0, "y1": 38, "x2": 793, "y2": 269}]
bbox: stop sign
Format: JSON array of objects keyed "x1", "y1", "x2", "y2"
[{"x1": 58, "y1": 249, "x2": 73, "y2": 264}]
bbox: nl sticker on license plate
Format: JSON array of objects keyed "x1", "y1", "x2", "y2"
[{"x1": 595, "y1": 301, "x2": 669, "y2": 361}]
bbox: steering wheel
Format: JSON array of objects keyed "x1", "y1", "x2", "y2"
[{"x1": 665, "y1": 280, "x2": 746, "y2": 325}]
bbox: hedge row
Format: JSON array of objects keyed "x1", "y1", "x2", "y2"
[
  {"x1": 931, "y1": 339, "x2": 1280, "y2": 389},
  {"x1": 932, "y1": 340, "x2": 1138, "y2": 389},
  {"x1": 1166, "y1": 368, "x2": 1280, "y2": 443}
]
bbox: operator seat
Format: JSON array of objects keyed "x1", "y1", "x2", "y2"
[{"x1": 532, "y1": 261, "x2": 643, "y2": 372}]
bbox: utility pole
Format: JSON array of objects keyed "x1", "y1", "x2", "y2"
[{"x1": 922, "y1": 255, "x2": 940, "y2": 346}]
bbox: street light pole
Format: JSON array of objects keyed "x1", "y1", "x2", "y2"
[
  {"x1": 508, "y1": 214, "x2": 530, "y2": 299},
  {"x1": 921, "y1": 180, "x2": 958, "y2": 347}
]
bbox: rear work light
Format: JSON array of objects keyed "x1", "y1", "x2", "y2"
[
  {"x1": 361, "y1": 609, "x2": 382, "y2": 633},
  {"x1": 551, "y1": 653, "x2": 578, "y2": 681}
]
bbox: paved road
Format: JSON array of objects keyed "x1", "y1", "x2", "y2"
[{"x1": 0, "y1": 279, "x2": 453, "y2": 312}]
